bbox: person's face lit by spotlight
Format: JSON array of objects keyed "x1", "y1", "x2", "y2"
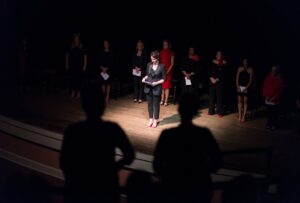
[
  {"x1": 74, "y1": 36, "x2": 81, "y2": 47},
  {"x1": 104, "y1": 40, "x2": 110, "y2": 50},
  {"x1": 163, "y1": 41, "x2": 169, "y2": 49},
  {"x1": 216, "y1": 51, "x2": 223, "y2": 61},
  {"x1": 243, "y1": 59, "x2": 248, "y2": 67},
  {"x1": 136, "y1": 41, "x2": 144, "y2": 51},
  {"x1": 271, "y1": 66, "x2": 279, "y2": 76},
  {"x1": 189, "y1": 47, "x2": 195, "y2": 55},
  {"x1": 151, "y1": 56, "x2": 158, "y2": 65}
]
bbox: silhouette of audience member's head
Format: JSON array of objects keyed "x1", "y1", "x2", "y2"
[
  {"x1": 81, "y1": 83, "x2": 105, "y2": 119},
  {"x1": 2, "y1": 173, "x2": 51, "y2": 203},
  {"x1": 222, "y1": 175, "x2": 258, "y2": 203},
  {"x1": 126, "y1": 171, "x2": 157, "y2": 203},
  {"x1": 178, "y1": 93, "x2": 199, "y2": 123}
]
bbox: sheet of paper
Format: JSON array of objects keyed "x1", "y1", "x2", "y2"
[
  {"x1": 185, "y1": 77, "x2": 192, "y2": 86},
  {"x1": 265, "y1": 98, "x2": 275, "y2": 105},
  {"x1": 239, "y1": 86, "x2": 247, "y2": 93},
  {"x1": 101, "y1": 72, "x2": 110, "y2": 80},
  {"x1": 132, "y1": 69, "x2": 141, "y2": 77}
]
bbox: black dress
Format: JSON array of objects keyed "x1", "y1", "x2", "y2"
[
  {"x1": 99, "y1": 50, "x2": 114, "y2": 85},
  {"x1": 132, "y1": 51, "x2": 147, "y2": 100},
  {"x1": 67, "y1": 46, "x2": 87, "y2": 91},
  {"x1": 181, "y1": 56, "x2": 200, "y2": 95},
  {"x1": 237, "y1": 68, "x2": 250, "y2": 96}
]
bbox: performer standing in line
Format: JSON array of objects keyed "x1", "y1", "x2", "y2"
[
  {"x1": 142, "y1": 51, "x2": 166, "y2": 128},
  {"x1": 181, "y1": 46, "x2": 200, "y2": 96},
  {"x1": 236, "y1": 58, "x2": 253, "y2": 122},
  {"x1": 208, "y1": 51, "x2": 227, "y2": 117},
  {"x1": 65, "y1": 34, "x2": 87, "y2": 98},
  {"x1": 160, "y1": 39, "x2": 175, "y2": 106},
  {"x1": 99, "y1": 40, "x2": 114, "y2": 104},
  {"x1": 132, "y1": 40, "x2": 147, "y2": 103}
]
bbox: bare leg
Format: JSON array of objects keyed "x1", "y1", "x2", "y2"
[
  {"x1": 242, "y1": 96, "x2": 248, "y2": 122},
  {"x1": 148, "y1": 118, "x2": 153, "y2": 127},
  {"x1": 76, "y1": 91, "x2": 81, "y2": 98},
  {"x1": 161, "y1": 89, "x2": 165, "y2": 105},
  {"x1": 71, "y1": 90, "x2": 75, "y2": 98},
  {"x1": 237, "y1": 95, "x2": 243, "y2": 121},
  {"x1": 102, "y1": 85, "x2": 106, "y2": 94},
  {"x1": 106, "y1": 85, "x2": 111, "y2": 103},
  {"x1": 164, "y1": 88, "x2": 170, "y2": 105},
  {"x1": 152, "y1": 119, "x2": 158, "y2": 128}
]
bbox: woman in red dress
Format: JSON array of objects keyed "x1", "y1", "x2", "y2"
[{"x1": 160, "y1": 39, "x2": 175, "y2": 106}]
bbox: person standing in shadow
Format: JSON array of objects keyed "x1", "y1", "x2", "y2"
[
  {"x1": 153, "y1": 93, "x2": 222, "y2": 203},
  {"x1": 60, "y1": 82, "x2": 135, "y2": 203}
]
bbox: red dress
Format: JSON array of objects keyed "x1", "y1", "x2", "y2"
[{"x1": 160, "y1": 49, "x2": 174, "y2": 89}]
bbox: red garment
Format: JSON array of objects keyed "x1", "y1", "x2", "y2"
[
  {"x1": 160, "y1": 49, "x2": 174, "y2": 89},
  {"x1": 263, "y1": 74, "x2": 284, "y2": 99}
]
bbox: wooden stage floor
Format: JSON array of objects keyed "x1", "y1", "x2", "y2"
[{"x1": 1, "y1": 91, "x2": 300, "y2": 178}]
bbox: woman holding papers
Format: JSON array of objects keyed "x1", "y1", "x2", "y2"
[
  {"x1": 181, "y1": 46, "x2": 200, "y2": 95},
  {"x1": 132, "y1": 40, "x2": 147, "y2": 103},
  {"x1": 142, "y1": 51, "x2": 167, "y2": 128},
  {"x1": 99, "y1": 40, "x2": 114, "y2": 103},
  {"x1": 235, "y1": 58, "x2": 253, "y2": 122}
]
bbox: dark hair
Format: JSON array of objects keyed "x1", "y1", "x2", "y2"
[
  {"x1": 150, "y1": 50, "x2": 160, "y2": 60},
  {"x1": 178, "y1": 93, "x2": 199, "y2": 120}
]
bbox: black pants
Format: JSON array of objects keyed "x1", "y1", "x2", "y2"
[
  {"x1": 133, "y1": 76, "x2": 143, "y2": 100},
  {"x1": 266, "y1": 104, "x2": 279, "y2": 127},
  {"x1": 209, "y1": 83, "x2": 224, "y2": 115},
  {"x1": 146, "y1": 91, "x2": 161, "y2": 119}
]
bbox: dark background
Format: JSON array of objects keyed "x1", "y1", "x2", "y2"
[{"x1": 2, "y1": 0, "x2": 300, "y2": 99}]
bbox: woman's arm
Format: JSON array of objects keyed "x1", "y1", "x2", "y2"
[
  {"x1": 236, "y1": 67, "x2": 241, "y2": 87},
  {"x1": 167, "y1": 55, "x2": 175, "y2": 74},
  {"x1": 246, "y1": 68, "x2": 254, "y2": 89},
  {"x1": 83, "y1": 54, "x2": 87, "y2": 71},
  {"x1": 65, "y1": 53, "x2": 69, "y2": 70}
]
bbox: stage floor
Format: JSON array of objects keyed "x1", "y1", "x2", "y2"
[{"x1": 2, "y1": 91, "x2": 300, "y2": 177}]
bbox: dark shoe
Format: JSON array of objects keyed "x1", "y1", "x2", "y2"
[
  {"x1": 271, "y1": 126, "x2": 276, "y2": 131},
  {"x1": 265, "y1": 125, "x2": 271, "y2": 130},
  {"x1": 217, "y1": 114, "x2": 223, "y2": 118}
]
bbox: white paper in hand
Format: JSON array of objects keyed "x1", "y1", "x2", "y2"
[
  {"x1": 239, "y1": 86, "x2": 247, "y2": 93},
  {"x1": 265, "y1": 98, "x2": 275, "y2": 106},
  {"x1": 101, "y1": 72, "x2": 110, "y2": 81},
  {"x1": 185, "y1": 77, "x2": 192, "y2": 86},
  {"x1": 132, "y1": 69, "x2": 141, "y2": 77}
]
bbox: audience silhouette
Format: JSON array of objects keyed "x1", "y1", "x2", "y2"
[
  {"x1": 153, "y1": 93, "x2": 222, "y2": 203},
  {"x1": 222, "y1": 175, "x2": 259, "y2": 203},
  {"x1": 126, "y1": 170, "x2": 159, "y2": 203},
  {"x1": 1, "y1": 173, "x2": 51, "y2": 203},
  {"x1": 60, "y1": 82, "x2": 135, "y2": 203}
]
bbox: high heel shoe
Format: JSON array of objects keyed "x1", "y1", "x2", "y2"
[
  {"x1": 147, "y1": 120, "x2": 153, "y2": 127},
  {"x1": 152, "y1": 121, "x2": 158, "y2": 128}
]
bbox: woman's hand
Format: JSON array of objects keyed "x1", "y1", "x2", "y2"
[{"x1": 237, "y1": 86, "x2": 241, "y2": 92}]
